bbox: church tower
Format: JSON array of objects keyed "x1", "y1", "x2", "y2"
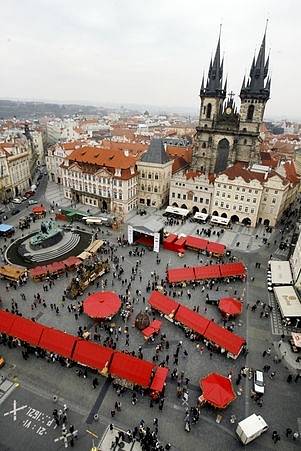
[
  {"x1": 237, "y1": 25, "x2": 270, "y2": 163},
  {"x1": 192, "y1": 30, "x2": 227, "y2": 172}
]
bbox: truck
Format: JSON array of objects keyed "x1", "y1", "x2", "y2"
[{"x1": 236, "y1": 414, "x2": 268, "y2": 445}]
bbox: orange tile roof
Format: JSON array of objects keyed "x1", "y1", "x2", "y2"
[
  {"x1": 102, "y1": 140, "x2": 148, "y2": 156},
  {"x1": 166, "y1": 145, "x2": 192, "y2": 163},
  {"x1": 283, "y1": 161, "x2": 300, "y2": 184},
  {"x1": 222, "y1": 163, "x2": 266, "y2": 184},
  {"x1": 171, "y1": 156, "x2": 189, "y2": 174},
  {"x1": 68, "y1": 146, "x2": 137, "y2": 170}
]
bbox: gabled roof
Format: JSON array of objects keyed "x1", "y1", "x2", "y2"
[{"x1": 140, "y1": 139, "x2": 171, "y2": 164}]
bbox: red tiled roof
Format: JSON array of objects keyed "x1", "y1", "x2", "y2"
[
  {"x1": 284, "y1": 160, "x2": 300, "y2": 184},
  {"x1": 68, "y1": 146, "x2": 137, "y2": 170},
  {"x1": 166, "y1": 146, "x2": 192, "y2": 163},
  {"x1": 171, "y1": 156, "x2": 189, "y2": 174}
]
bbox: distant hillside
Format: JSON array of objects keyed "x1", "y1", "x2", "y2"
[{"x1": 0, "y1": 99, "x2": 108, "y2": 119}]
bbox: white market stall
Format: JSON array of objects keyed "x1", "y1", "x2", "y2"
[
  {"x1": 273, "y1": 285, "x2": 301, "y2": 318},
  {"x1": 270, "y1": 260, "x2": 293, "y2": 286}
]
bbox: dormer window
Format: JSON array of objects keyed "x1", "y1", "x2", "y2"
[{"x1": 115, "y1": 168, "x2": 121, "y2": 176}]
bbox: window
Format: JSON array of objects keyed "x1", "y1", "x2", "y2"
[
  {"x1": 251, "y1": 208, "x2": 255, "y2": 213},
  {"x1": 242, "y1": 188, "x2": 245, "y2": 192},
  {"x1": 200, "y1": 198, "x2": 203, "y2": 203},
  {"x1": 154, "y1": 187, "x2": 158, "y2": 193},
  {"x1": 223, "y1": 185, "x2": 226, "y2": 188},
  {"x1": 233, "y1": 205, "x2": 236, "y2": 210},
  {"x1": 221, "y1": 202, "x2": 224, "y2": 207},
  {"x1": 227, "y1": 194, "x2": 231, "y2": 199},
  {"x1": 240, "y1": 196, "x2": 244, "y2": 201},
  {"x1": 183, "y1": 194, "x2": 186, "y2": 200},
  {"x1": 245, "y1": 207, "x2": 248, "y2": 212},
  {"x1": 148, "y1": 173, "x2": 151, "y2": 179},
  {"x1": 255, "y1": 190, "x2": 258, "y2": 194},
  {"x1": 226, "y1": 204, "x2": 229, "y2": 209},
  {"x1": 147, "y1": 186, "x2": 151, "y2": 192},
  {"x1": 202, "y1": 142, "x2": 206, "y2": 148},
  {"x1": 140, "y1": 198, "x2": 145, "y2": 204},
  {"x1": 194, "y1": 196, "x2": 198, "y2": 202},
  {"x1": 247, "y1": 104, "x2": 255, "y2": 120},
  {"x1": 229, "y1": 186, "x2": 232, "y2": 190},
  {"x1": 217, "y1": 184, "x2": 221, "y2": 187},
  {"x1": 236, "y1": 187, "x2": 240, "y2": 191},
  {"x1": 216, "y1": 191, "x2": 220, "y2": 196},
  {"x1": 177, "y1": 193, "x2": 181, "y2": 199},
  {"x1": 155, "y1": 173, "x2": 158, "y2": 180},
  {"x1": 247, "y1": 198, "x2": 250, "y2": 202},
  {"x1": 206, "y1": 103, "x2": 212, "y2": 119},
  {"x1": 172, "y1": 192, "x2": 175, "y2": 198},
  {"x1": 215, "y1": 201, "x2": 218, "y2": 206},
  {"x1": 274, "y1": 190, "x2": 278, "y2": 194},
  {"x1": 253, "y1": 198, "x2": 256, "y2": 203},
  {"x1": 272, "y1": 198, "x2": 276, "y2": 204},
  {"x1": 205, "y1": 199, "x2": 209, "y2": 204},
  {"x1": 235, "y1": 195, "x2": 238, "y2": 200},
  {"x1": 238, "y1": 205, "x2": 242, "y2": 211},
  {"x1": 263, "y1": 197, "x2": 267, "y2": 202}
]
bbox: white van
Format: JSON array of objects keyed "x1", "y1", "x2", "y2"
[{"x1": 236, "y1": 414, "x2": 268, "y2": 444}]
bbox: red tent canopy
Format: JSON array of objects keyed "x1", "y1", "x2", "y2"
[
  {"x1": 29, "y1": 266, "x2": 48, "y2": 278},
  {"x1": 219, "y1": 298, "x2": 243, "y2": 316},
  {"x1": 163, "y1": 234, "x2": 178, "y2": 245},
  {"x1": 174, "y1": 305, "x2": 210, "y2": 336},
  {"x1": 50, "y1": 261, "x2": 66, "y2": 273},
  {"x1": 72, "y1": 340, "x2": 114, "y2": 371},
  {"x1": 110, "y1": 351, "x2": 155, "y2": 388},
  {"x1": 83, "y1": 291, "x2": 121, "y2": 319},
  {"x1": 206, "y1": 242, "x2": 226, "y2": 256},
  {"x1": 185, "y1": 235, "x2": 208, "y2": 251},
  {"x1": 150, "y1": 367, "x2": 169, "y2": 393},
  {"x1": 148, "y1": 291, "x2": 180, "y2": 316},
  {"x1": 200, "y1": 373, "x2": 236, "y2": 408},
  {"x1": 167, "y1": 266, "x2": 195, "y2": 283},
  {"x1": 9, "y1": 316, "x2": 45, "y2": 346},
  {"x1": 219, "y1": 262, "x2": 246, "y2": 278},
  {"x1": 142, "y1": 319, "x2": 162, "y2": 339},
  {"x1": 204, "y1": 322, "x2": 245, "y2": 357},
  {"x1": 63, "y1": 256, "x2": 81, "y2": 268},
  {"x1": 38, "y1": 327, "x2": 77, "y2": 359},
  {"x1": 32, "y1": 205, "x2": 46, "y2": 214},
  {"x1": 0, "y1": 310, "x2": 16, "y2": 334},
  {"x1": 194, "y1": 264, "x2": 221, "y2": 280}
]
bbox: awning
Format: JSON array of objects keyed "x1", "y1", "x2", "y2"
[
  {"x1": 9, "y1": 316, "x2": 45, "y2": 346},
  {"x1": 206, "y1": 242, "x2": 226, "y2": 256},
  {"x1": 64, "y1": 256, "x2": 81, "y2": 268},
  {"x1": 194, "y1": 264, "x2": 221, "y2": 280},
  {"x1": 150, "y1": 367, "x2": 169, "y2": 393},
  {"x1": 270, "y1": 260, "x2": 293, "y2": 285},
  {"x1": 110, "y1": 351, "x2": 155, "y2": 388},
  {"x1": 174, "y1": 305, "x2": 210, "y2": 336},
  {"x1": 273, "y1": 285, "x2": 301, "y2": 318},
  {"x1": 0, "y1": 310, "x2": 17, "y2": 334},
  {"x1": 200, "y1": 372, "x2": 236, "y2": 409},
  {"x1": 51, "y1": 261, "x2": 67, "y2": 272},
  {"x1": 219, "y1": 262, "x2": 246, "y2": 278},
  {"x1": 83, "y1": 291, "x2": 121, "y2": 319},
  {"x1": 32, "y1": 205, "x2": 46, "y2": 215},
  {"x1": 167, "y1": 266, "x2": 195, "y2": 283},
  {"x1": 163, "y1": 234, "x2": 178, "y2": 245},
  {"x1": 218, "y1": 298, "x2": 243, "y2": 316},
  {"x1": 72, "y1": 340, "x2": 114, "y2": 372},
  {"x1": 29, "y1": 266, "x2": 48, "y2": 278},
  {"x1": 185, "y1": 236, "x2": 208, "y2": 251},
  {"x1": 0, "y1": 265, "x2": 26, "y2": 281},
  {"x1": 204, "y1": 322, "x2": 245, "y2": 357},
  {"x1": 38, "y1": 327, "x2": 77, "y2": 359},
  {"x1": 148, "y1": 291, "x2": 180, "y2": 317}
]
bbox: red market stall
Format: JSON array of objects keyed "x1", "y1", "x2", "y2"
[
  {"x1": 9, "y1": 316, "x2": 45, "y2": 346},
  {"x1": 150, "y1": 367, "x2": 169, "y2": 399},
  {"x1": 206, "y1": 242, "x2": 226, "y2": 256},
  {"x1": 110, "y1": 351, "x2": 156, "y2": 388},
  {"x1": 173, "y1": 237, "x2": 187, "y2": 254},
  {"x1": 38, "y1": 327, "x2": 77, "y2": 359},
  {"x1": 50, "y1": 261, "x2": 66, "y2": 274},
  {"x1": 29, "y1": 266, "x2": 48, "y2": 280},
  {"x1": 200, "y1": 373, "x2": 236, "y2": 408},
  {"x1": 167, "y1": 266, "x2": 195, "y2": 284},
  {"x1": 63, "y1": 256, "x2": 82, "y2": 270},
  {"x1": 194, "y1": 264, "x2": 221, "y2": 281},
  {"x1": 83, "y1": 291, "x2": 121, "y2": 320},
  {"x1": 0, "y1": 309, "x2": 17, "y2": 334},
  {"x1": 219, "y1": 262, "x2": 246, "y2": 278},
  {"x1": 142, "y1": 319, "x2": 162, "y2": 340},
  {"x1": 218, "y1": 298, "x2": 243, "y2": 317},
  {"x1": 174, "y1": 305, "x2": 210, "y2": 336},
  {"x1": 148, "y1": 291, "x2": 180, "y2": 318},
  {"x1": 185, "y1": 236, "x2": 208, "y2": 252},
  {"x1": 204, "y1": 321, "x2": 245, "y2": 358},
  {"x1": 72, "y1": 340, "x2": 114, "y2": 373},
  {"x1": 163, "y1": 234, "x2": 178, "y2": 252},
  {"x1": 32, "y1": 205, "x2": 46, "y2": 217}
]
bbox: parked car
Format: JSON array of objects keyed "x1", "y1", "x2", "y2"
[
  {"x1": 12, "y1": 198, "x2": 22, "y2": 204},
  {"x1": 28, "y1": 199, "x2": 38, "y2": 205},
  {"x1": 11, "y1": 208, "x2": 21, "y2": 215},
  {"x1": 253, "y1": 370, "x2": 265, "y2": 395}
]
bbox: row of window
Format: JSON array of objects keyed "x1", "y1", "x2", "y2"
[
  {"x1": 171, "y1": 192, "x2": 209, "y2": 204},
  {"x1": 215, "y1": 200, "x2": 255, "y2": 214},
  {"x1": 141, "y1": 185, "x2": 159, "y2": 193},
  {"x1": 216, "y1": 191, "x2": 258, "y2": 203},
  {"x1": 216, "y1": 183, "x2": 259, "y2": 194},
  {"x1": 174, "y1": 182, "x2": 209, "y2": 191},
  {"x1": 141, "y1": 173, "x2": 159, "y2": 180}
]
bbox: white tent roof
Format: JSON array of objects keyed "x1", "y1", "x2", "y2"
[
  {"x1": 270, "y1": 260, "x2": 293, "y2": 285},
  {"x1": 273, "y1": 285, "x2": 301, "y2": 318}
]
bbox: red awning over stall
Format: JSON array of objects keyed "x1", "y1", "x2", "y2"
[
  {"x1": 148, "y1": 291, "x2": 180, "y2": 316},
  {"x1": 29, "y1": 266, "x2": 48, "y2": 278},
  {"x1": 206, "y1": 242, "x2": 226, "y2": 256},
  {"x1": 142, "y1": 319, "x2": 162, "y2": 339},
  {"x1": 50, "y1": 261, "x2": 66, "y2": 273},
  {"x1": 150, "y1": 367, "x2": 169, "y2": 393},
  {"x1": 193, "y1": 264, "x2": 221, "y2": 280},
  {"x1": 167, "y1": 266, "x2": 195, "y2": 283},
  {"x1": 204, "y1": 322, "x2": 245, "y2": 357},
  {"x1": 63, "y1": 256, "x2": 82, "y2": 268},
  {"x1": 0, "y1": 310, "x2": 16, "y2": 334},
  {"x1": 174, "y1": 305, "x2": 210, "y2": 336},
  {"x1": 218, "y1": 298, "x2": 243, "y2": 316},
  {"x1": 200, "y1": 372, "x2": 236, "y2": 408},
  {"x1": 163, "y1": 234, "x2": 178, "y2": 245},
  {"x1": 219, "y1": 262, "x2": 246, "y2": 278},
  {"x1": 110, "y1": 351, "x2": 155, "y2": 388},
  {"x1": 9, "y1": 316, "x2": 45, "y2": 346},
  {"x1": 83, "y1": 291, "x2": 121, "y2": 319},
  {"x1": 185, "y1": 236, "x2": 208, "y2": 251},
  {"x1": 38, "y1": 327, "x2": 77, "y2": 359},
  {"x1": 72, "y1": 340, "x2": 114, "y2": 371}
]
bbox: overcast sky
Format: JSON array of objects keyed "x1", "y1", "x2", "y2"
[{"x1": 1, "y1": 0, "x2": 300, "y2": 119}]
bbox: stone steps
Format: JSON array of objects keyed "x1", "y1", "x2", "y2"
[{"x1": 30, "y1": 233, "x2": 80, "y2": 262}]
